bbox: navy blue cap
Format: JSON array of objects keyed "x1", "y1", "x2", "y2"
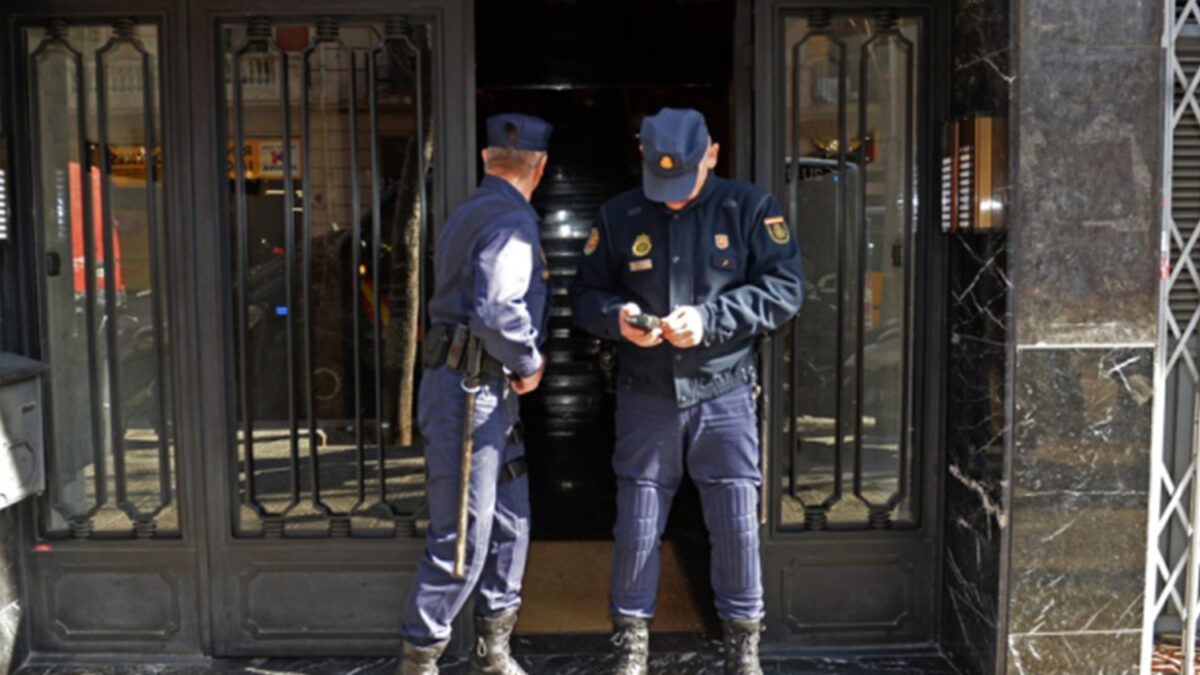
[
  {"x1": 486, "y1": 113, "x2": 553, "y2": 152},
  {"x1": 640, "y1": 108, "x2": 710, "y2": 202}
]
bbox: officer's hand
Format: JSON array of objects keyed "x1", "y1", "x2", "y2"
[
  {"x1": 511, "y1": 360, "x2": 546, "y2": 395},
  {"x1": 661, "y1": 306, "x2": 705, "y2": 349},
  {"x1": 618, "y1": 303, "x2": 663, "y2": 348}
]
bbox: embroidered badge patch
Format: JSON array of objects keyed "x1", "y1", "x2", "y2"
[
  {"x1": 632, "y1": 233, "x2": 653, "y2": 257},
  {"x1": 629, "y1": 259, "x2": 653, "y2": 272},
  {"x1": 764, "y1": 216, "x2": 791, "y2": 245},
  {"x1": 659, "y1": 155, "x2": 674, "y2": 170},
  {"x1": 714, "y1": 234, "x2": 729, "y2": 250},
  {"x1": 583, "y1": 228, "x2": 600, "y2": 255}
]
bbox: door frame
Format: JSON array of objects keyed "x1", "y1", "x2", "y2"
[
  {"x1": 186, "y1": 0, "x2": 475, "y2": 656},
  {"x1": 752, "y1": 0, "x2": 952, "y2": 649}
]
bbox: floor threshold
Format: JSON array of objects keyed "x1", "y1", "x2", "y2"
[{"x1": 16, "y1": 642, "x2": 961, "y2": 674}]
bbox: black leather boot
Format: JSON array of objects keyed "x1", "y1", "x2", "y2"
[
  {"x1": 469, "y1": 609, "x2": 527, "y2": 675},
  {"x1": 721, "y1": 618, "x2": 763, "y2": 675},
  {"x1": 610, "y1": 615, "x2": 650, "y2": 675},
  {"x1": 396, "y1": 640, "x2": 447, "y2": 675}
]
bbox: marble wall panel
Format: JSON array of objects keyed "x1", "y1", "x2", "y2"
[
  {"x1": 1012, "y1": 44, "x2": 1161, "y2": 346},
  {"x1": 1007, "y1": 631, "x2": 1140, "y2": 675},
  {"x1": 1020, "y1": 0, "x2": 1161, "y2": 47},
  {"x1": 1004, "y1": 347, "x2": 1151, "y2": 673},
  {"x1": 942, "y1": 232, "x2": 1010, "y2": 675}
]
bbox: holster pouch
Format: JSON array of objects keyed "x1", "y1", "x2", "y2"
[
  {"x1": 422, "y1": 324, "x2": 452, "y2": 369},
  {"x1": 446, "y1": 325, "x2": 470, "y2": 371}
]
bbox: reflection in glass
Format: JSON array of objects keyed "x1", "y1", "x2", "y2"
[
  {"x1": 28, "y1": 22, "x2": 177, "y2": 538},
  {"x1": 780, "y1": 13, "x2": 920, "y2": 529},
  {"x1": 223, "y1": 19, "x2": 434, "y2": 537}
]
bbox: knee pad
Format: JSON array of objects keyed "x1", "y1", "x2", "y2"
[
  {"x1": 614, "y1": 485, "x2": 668, "y2": 549},
  {"x1": 612, "y1": 485, "x2": 670, "y2": 588},
  {"x1": 703, "y1": 483, "x2": 761, "y2": 591}
]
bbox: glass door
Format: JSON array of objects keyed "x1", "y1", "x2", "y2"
[
  {"x1": 8, "y1": 1, "x2": 208, "y2": 655},
  {"x1": 189, "y1": 0, "x2": 476, "y2": 656},
  {"x1": 756, "y1": 2, "x2": 948, "y2": 647}
]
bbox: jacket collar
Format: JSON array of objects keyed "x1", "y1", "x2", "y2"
[{"x1": 480, "y1": 174, "x2": 538, "y2": 219}]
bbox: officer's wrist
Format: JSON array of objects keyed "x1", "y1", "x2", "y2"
[{"x1": 513, "y1": 350, "x2": 544, "y2": 378}]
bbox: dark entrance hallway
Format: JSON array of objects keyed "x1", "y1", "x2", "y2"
[{"x1": 475, "y1": 0, "x2": 739, "y2": 636}]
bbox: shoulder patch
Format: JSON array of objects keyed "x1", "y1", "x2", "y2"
[
  {"x1": 583, "y1": 228, "x2": 600, "y2": 255},
  {"x1": 764, "y1": 216, "x2": 791, "y2": 245}
]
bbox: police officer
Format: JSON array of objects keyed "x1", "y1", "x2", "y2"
[
  {"x1": 398, "y1": 114, "x2": 552, "y2": 675},
  {"x1": 571, "y1": 108, "x2": 803, "y2": 675}
]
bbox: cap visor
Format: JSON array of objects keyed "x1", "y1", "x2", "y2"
[{"x1": 642, "y1": 164, "x2": 699, "y2": 203}]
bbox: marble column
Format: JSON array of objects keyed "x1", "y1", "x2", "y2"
[
  {"x1": 1004, "y1": 0, "x2": 1162, "y2": 672},
  {"x1": 940, "y1": 0, "x2": 1012, "y2": 673}
]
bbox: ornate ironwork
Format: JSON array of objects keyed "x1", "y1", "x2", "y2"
[
  {"x1": 782, "y1": 11, "x2": 919, "y2": 531},
  {"x1": 227, "y1": 17, "x2": 431, "y2": 538}
]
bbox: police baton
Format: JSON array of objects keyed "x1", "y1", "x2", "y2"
[{"x1": 454, "y1": 338, "x2": 485, "y2": 579}]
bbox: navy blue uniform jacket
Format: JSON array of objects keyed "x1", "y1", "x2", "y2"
[
  {"x1": 571, "y1": 176, "x2": 804, "y2": 407},
  {"x1": 427, "y1": 175, "x2": 549, "y2": 377}
]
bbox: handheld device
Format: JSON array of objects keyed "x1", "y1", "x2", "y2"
[{"x1": 625, "y1": 313, "x2": 661, "y2": 332}]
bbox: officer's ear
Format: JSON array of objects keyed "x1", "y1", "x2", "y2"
[
  {"x1": 704, "y1": 142, "x2": 720, "y2": 170},
  {"x1": 531, "y1": 153, "x2": 549, "y2": 187}
]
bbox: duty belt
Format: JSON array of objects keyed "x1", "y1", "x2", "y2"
[{"x1": 424, "y1": 324, "x2": 507, "y2": 378}]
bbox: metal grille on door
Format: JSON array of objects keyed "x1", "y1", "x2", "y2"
[
  {"x1": 224, "y1": 17, "x2": 433, "y2": 539},
  {"x1": 27, "y1": 19, "x2": 176, "y2": 540},
  {"x1": 777, "y1": 10, "x2": 920, "y2": 531}
]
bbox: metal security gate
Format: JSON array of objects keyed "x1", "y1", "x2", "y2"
[
  {"x1": 755, "y1": 1, "x2": 949, "y2": 647},
  {"x1": 2, "y1": 0, "x2": 474, "y2": 657},
  {"x1": 1142, "y1": 1, "x2": 1200, "y2": 672}
]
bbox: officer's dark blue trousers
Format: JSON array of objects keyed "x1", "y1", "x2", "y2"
[
  {"x1": 610, "y1": 384, "x2": 764, "y2": 621},
  {"x1": 400, "y1": 366, "x2": 530, "y2": 647}
]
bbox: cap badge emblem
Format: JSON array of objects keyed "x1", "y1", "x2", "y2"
[
  {"x1": 715, "y1": 234, "x2": 729, "y2": 250},
  {"x1": 632, "y1": 233, "x2": 653, "y2": 257},
  {"x1": 659, "y1": 155, "x2": 674, "y2": 170}
]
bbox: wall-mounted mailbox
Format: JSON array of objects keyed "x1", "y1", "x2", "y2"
[{"x1": 0, "y1": 353, "x2": 47, "y2": 510}]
